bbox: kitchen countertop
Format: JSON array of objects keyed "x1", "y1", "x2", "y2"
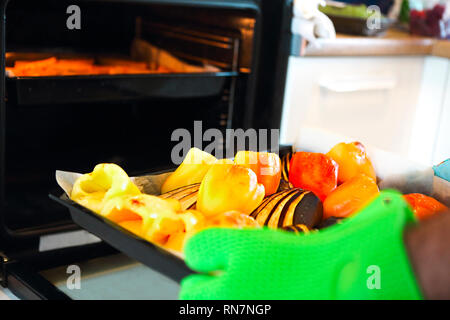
[{"x1": 303, "y1": 29, "x2": 450, "y2": 59}]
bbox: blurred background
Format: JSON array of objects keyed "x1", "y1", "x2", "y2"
[{"x1": 281, "y1": 0, "x2": 450, "y2": 167}]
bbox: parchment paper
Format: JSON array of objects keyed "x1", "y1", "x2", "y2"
[{"x1": 55, "y1": 170, "x2": 172, "y2": 199}]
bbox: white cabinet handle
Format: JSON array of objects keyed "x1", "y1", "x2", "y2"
[{"x1": 318, "y1": 76, "x2": 397, "y2": 93}]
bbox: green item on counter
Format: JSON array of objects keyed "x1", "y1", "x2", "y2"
[
  {"x1": 319, "y1": 4, "x2": 386, "y2": 19},
  {"x1": 180, "y1": 191, "x2": 423, "y2": 300},
  {"x1": 399, "y1": 0, "x2": 411, "y2": 23}
]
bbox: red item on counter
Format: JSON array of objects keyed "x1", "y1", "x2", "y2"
[
  {"x1": 288, "y1": 152, "x2": 338, "y2": 201},
  {"x1": 410, "y1": 4, "x2": 446, "y2": 38},
  {"x1": 403, "y1": 193, "x2": 448, "y2": 220}
]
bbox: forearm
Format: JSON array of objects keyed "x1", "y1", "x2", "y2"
[{"x1": 404, "y1": 212, "x2": 450, "y2": 299}]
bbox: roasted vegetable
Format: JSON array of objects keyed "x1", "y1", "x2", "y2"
[
  {"x1": 146, "y1": 209, "x2": 206, "y2": 252},
  {"x1": 403, "y1": 193, "x2": 448, "y2": 221},
  {"x1": 161, "y1": 148, "x2": 217, "y2": 194},
  {"x1": 288, "y1": 152, "x2": 338, "y2": 201},
  {"x1": 278, "y1": 152, "x2": 294, "y2": 192},
  {"x1": 71, "y1": 163, "x2": 141, "y2": 214},
  {"x1": 70, "y1": 161, "x2": 260, "y2": 253},
  {"x1": 326, "y1": 141, "x2": 376, "y2": 184},
  {"x1": 197, "y1": 161, "x2": 265, "y2": 216},
  {"x1": 250, "y1": 188, "x2": 323, "y2": 229},
  {"x1": 234, "y1": 151, "x2": 281, "y2": 196},
  {"x1": 159, "y1": 183, "x2": 200, "y2": 210},
  {"x1": 323, "y1": 174, "x2": 379, "y2": 220},
  {"x1": 100, "y1": 194, "x2": 181, "y2": 225}
]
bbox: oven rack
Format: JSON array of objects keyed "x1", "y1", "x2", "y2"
[{"x1": 6, "y1": 71, "x2": 237, "y2": 106}]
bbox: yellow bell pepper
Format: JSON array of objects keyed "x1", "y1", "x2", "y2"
[
  {"x1": 161, "y1": 148, "x2": 217, "y2": 194},
  {"x1": 196, "y1": 162, "x2": 265, "y2": 216},
  {"x1": 100, "y1": 194, "x2": 181, "y2": 225},
  {"x1": 71, "y1": 163, "x2": 141, "y2": 213},
  {"x1": 101, "y1": 193, "x2": 188, "y2": 249},
  {"x1": 161, "y1": 210, "x2": 206, "y2": 252}
]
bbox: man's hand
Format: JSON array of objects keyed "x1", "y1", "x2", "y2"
[{"x1": 405, "y1": 211, "x2": 450, "y2": 299}]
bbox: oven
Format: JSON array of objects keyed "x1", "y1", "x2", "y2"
[{"x1": 0, "y1": 0, "x2": 293, "y2": 299}]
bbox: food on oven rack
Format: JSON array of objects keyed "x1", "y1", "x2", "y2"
[
  {"x1": 160, "y1": 148, "x2": 217, "y2": 194},
  {"x1": 5, "y1": 56, "x2": 171, "y2": 77},
  {"x1": 234, "y1": 151, "x2": 281, "y2": 196},
  {"x1": 403, "y1": 193, "x2": 448, "y2": 221},
  {"x1": 196, "y1": 159, "x2": 265, "y2": 216}
]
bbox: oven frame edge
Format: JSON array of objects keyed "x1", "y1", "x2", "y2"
[{"x1": 3, "y1": 261, "x2": 71, "y2": 300}]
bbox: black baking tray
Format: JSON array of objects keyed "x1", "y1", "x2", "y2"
[
  {"x1": 326, "y1": 14, "x2": 394, "y2": 36},
  {"x1": 6, "y1": 71, "x2": 236, "y2": 106},
  {"x1": 49, "y1": 193, "x2": 195, "y2": 283},
  {"x1": 49, "y1": 146, "x2": 292, "y2": 283}
]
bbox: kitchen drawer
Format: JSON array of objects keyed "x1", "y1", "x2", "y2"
[{"x1": 280, "y1": 56, "x2": 449, "y2": 165}]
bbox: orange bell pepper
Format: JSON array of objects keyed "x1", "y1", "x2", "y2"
[
  {"x1": 326, "y1": 142, "x2": 376, "y2": 184},
  {"x1": 288, "y1": 152, "x2": 338, "y2": 202},
  {"x1": 161, "y1": 147, "x2": 217, "y2": 194},
  {"x1": 234, "y1": 151, "x2": 281, "y2": 196},
  {"x1": 403, "y1": 193, "x2": 448, "y2": 221},
  {"x1": 197, "y1": 162, "x2": 265, "y2": 216},
  {"x1": 144, "y1": 209, "x2": 206, "y2": 251},
  {"x1": 323, "y1": 174, "x2": 379, "y2": 219}
]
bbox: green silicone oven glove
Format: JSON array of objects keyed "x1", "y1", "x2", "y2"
[{"x1": 180, "y1": 190, "x2": 423, "y2": 300}]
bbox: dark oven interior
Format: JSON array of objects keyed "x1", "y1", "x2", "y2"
[{"x1": 1, "y1": 0, "x2": 260, "y2": 240}]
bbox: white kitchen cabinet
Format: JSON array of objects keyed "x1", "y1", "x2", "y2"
[{"x1": 281, "y1": 55, "x2": 450, "y2": 166}]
